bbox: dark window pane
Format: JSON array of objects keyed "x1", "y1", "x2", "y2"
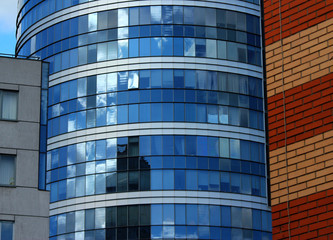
[{"x1": 117, "y1": 206, "x2": 127, "y2": 226}]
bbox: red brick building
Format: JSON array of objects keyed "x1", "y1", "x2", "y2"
[{"x1": 264, "y1": 0, "x2": 333, "y2": 239}]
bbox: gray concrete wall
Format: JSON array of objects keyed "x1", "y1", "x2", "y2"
[{"x1": 0, "y1": 57, "x2": 49, "y2": 240}]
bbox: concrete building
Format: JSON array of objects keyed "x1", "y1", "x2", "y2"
[
  {"x1": 0, "y1": 56, "x2": 49, "y2": 240},
  {"x1": 16, "y1": 0, "x2": 271, "y2": 239},
  {"x1": 263, "y1": 0, "x2": 333, "y2": 239}
]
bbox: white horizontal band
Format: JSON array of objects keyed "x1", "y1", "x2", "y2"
[
  {"x1": 49, "y1": 190, "x2": 270, "y2": 216},
  {"x1": 48, "y1": 57, "x2": 263, "y2": 87},
  {"x1": 47, "y1": 122, "x2": 265, "y2": 150},
  {"x1": 17, "y1": 0, "x2": 261, "y2": 50}
]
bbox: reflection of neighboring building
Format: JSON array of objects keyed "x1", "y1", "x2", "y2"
[
  {"x1": 16, "y1": 0, "x2": 272, "y2": 239},
  {"x1": 0, "y1": 56, "x2": 49, "y2": 240}
]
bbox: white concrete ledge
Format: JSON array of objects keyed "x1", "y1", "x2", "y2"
[
  {"x1": 47, "y1": 122, "x2": 265, "y2": 150},
  {"x1": 49, "y1": 190, "x2": 270, "y2": 216}
]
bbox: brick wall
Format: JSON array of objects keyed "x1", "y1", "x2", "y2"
[
  {"x1": 270, "y1": 129, "x2": 333, "y2": 206},
  {"x1": 265, "y1": 17, "x2": 333, "y2": 98},
  {"x1": 267, "y1": 73, "x2": 333, "y2": 150},
  {"x1": 264, "y1": 0, "x2": 333, "y2": 239},
  {"x1": 272, "y1": 189, "x2": 333, "y2": 240},
  {"x1": 264, "y1": 0, "x2": 333, "y2": 45}
]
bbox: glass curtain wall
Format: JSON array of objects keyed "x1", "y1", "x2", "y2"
[{"x1": 16, "y1": 1, "x2": 271, "y2": 239}]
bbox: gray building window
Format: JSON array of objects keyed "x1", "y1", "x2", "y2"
[
  {"x1": 0, "y1": 155, "x2": 15, "y2": 186},
  {"x1": 0, "y1": 221, "x2": 13, "y2": 240},
  {"x1": 0, "y1": 90, "x2": 18, "y2": 120}
]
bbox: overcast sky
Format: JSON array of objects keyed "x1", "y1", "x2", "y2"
[{"x1": 0, "y1": 0, "x2": 18, "y2": 55}]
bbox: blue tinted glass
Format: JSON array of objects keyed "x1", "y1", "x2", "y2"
[
  {"x1": 174, "y1": 89, "x2": 185, "y2": 102},
  {"x1": 251, "y1": 176, "x2": 260, "y2": 196},
  {"x1": 151, "y1": 226, "x2": 162, "y2": 239},
  {"x1": 140, "y1": 38, "x2": 150, "y2": 56},
  {"x1": 221, "y1": 206, "x2": 231, "y2": 227},
  {"x1": 50, "y1": 216, "x2": 57, "y2": 236},
  {"x1": 221, "y1": 172, "x2": 230, "y2": 192},
  {"x1": 151, "y1": 103, "x2": 162, "y2": 121},
  {"x1": 162, "y1": 37, "x2": 173, "y2": 56},
  {"x1": 209, "y1": 171, "x2": 220, "y2": 191},
  {"x1": 184, "y1": 26, "x2": 194, "y2": 37},
  {"x1": 118, "y1": 40, "x2": 128, "y2": 58},
  {"x1": 174, "y1": 103, "x2": 184, "y2": 121},
  {"x1": 151, "y1": 25, "x2": 161, "y2": 36},
  {"x1": 106, "y1": 138, "x2": 117, "y2": 158},
  {"x1": 198, "y1": 205, "x2": 209, "y2": 226},
  {"x1": 139, "y1": 136, "x2": 151, "y2": 156},
  {"x1": 252, "y1": 209, "x2": 262, "y2": 230},
  {"x1": 241, "y1": 174, "x2": 252, "y2": 194},
  {"x1": 197, "y1": 137, "x2": 208, "y2": 156},
  {"x1": 198, "y1": 226, "x2": 209, "y2": 239},
  {"x1": 129, "y1": 38, "x2": 139, "y2": 57},
  {"x1": 198, "y1": 171, "x2": 208, "y2": 190},
  {"x1": 58, "y1": 180, "x2": 66, "y2": 200},
  {"x1": 208, "y1": 157, "x2": 219, "y2": 170},
  {"x1": 151, "y1": 70, "x2": 162, "y2": 88},
  {"x1": 175, "y1": 170, "x2": 185, "y2": 190},
  {"x1": 151, "y1": 136, "x2": 162, "y2": 155},
  {"x1": 185, "y1": 136, "x2": 196, "y2": 155},
  {"x1": 210, "y1": 227, "x2": 220, "y2": 240},
  {"x1": 151, "y1": 37, "x2": 162, "y2": 56},
  {"x1": 197, "y1": 104, "x2": 207, "y2": 122},
  {"x1": 242, "y1": 161, "x2": 251, "y2": 174},
  {"x1": 186, "y1": 170, "x2": 197, "y2": 190},
  {"x1": 140, "y1": 104, "x2": 150, "y2": 122},
  {"x1": 151, "y1": 89, "x2": 161, "y2": 102},
  {"x1": 174, "y1": 136, "x2": 185, "y2": 155},
  {"x1": 163, "y1": 170, "x2": 174, "y2": 189},
  {"x1": 163, "y1": 156, "x2": 173, "y2": 168},
  {"x1": 261, "y1": 177, "x2": 267, "y2": 197},
  {"x1": 128, "y1": 90, "x2": 139, "y2": 104},
  {"x1": 96, "y1": 140, "x2": 106, "y2": 160},
  {"x1": 118, "y1": 72, "x2": 128, "y2": 91},
  {"x1": 50, "y1": 182, "x2": 58, "y2": 202},
  {"x1": 230, "y1": 139, "x2": 240, "y2": 159},
  {"x1": 175, "y1": 204, "x2": 186, "y2": 225},
  {"x1": 107, "y1": 93, "x2": 116, "y2": 106},
  {"x1": 231, "y1": 173, "x2": 241, "y2": 193},
  {"x1": 129, "y1": 104, "x2": 139, "y2": 123},
  {"x1": 162, "y1": 89, "x2": 173, "y2": 102},
  {"x1": 163, "y1": 136, "x2": 174, "y2": 155},
  {"x1": 162, "y1": 70, "x2": 173, "y2": 88},
  {"x1": 184, "y1": 38, "x2": 195, "y2": 57},
  {"x1": 186, "y1": 157, "x2": 197, "y2": 169},
  {"x1": 252, "y1": 162, "x2": 260, "y2": 175},
  {"x1": 117, "y1": 105, "x2": 128, "y2": 124},
  {"x1": 151, "y1": 156, "x2": 162, "y2": 169},
  {"x1": 210, "y1": 205, "x2": 221, "y2": 226},
  {"x1": 162, "y1": 103, "x2": 173, "y2": 121},
  {"x1": 198, "y1": 157, "x2": 208, "y2": 169},
  {"x1": 173, "y1": 38, "x2": 184, "y2": 56},
  {"x1": 231, "y1": 160, "x2": 240, "y2": 172},
  {"x1": 96, "y1": 108, "x2": 106, "y2": 126},
  {"x1": 151, "y1": 204, "x2": 163, "y2": 225},
  {"x1": 174, "y1": 70, "x2": 184, "y2": 88},
  {"x1": 186, "y1": 205, "x2": 198, "y2": 225},
  {"x1": 175, "y1": 156, "x2": 185, "y2": 168},
  {"x1": 185, "y1": 103, "x2": 196, "y2": 122},
  {"x1": 240, "y1": 140, "x2": 251, "y2": 160}
]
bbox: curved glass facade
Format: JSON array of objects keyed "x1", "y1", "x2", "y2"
[{"x1": 17, "y1": 1, "x2": 271, "y2": 239}]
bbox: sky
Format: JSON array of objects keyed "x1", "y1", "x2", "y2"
[{"x1": 0, "y1": 1, "x2": 18, "y2": 55}]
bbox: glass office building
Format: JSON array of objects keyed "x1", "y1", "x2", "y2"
[{"x1": 16, "y1": 0, "x2": 271, "y2": 239}]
